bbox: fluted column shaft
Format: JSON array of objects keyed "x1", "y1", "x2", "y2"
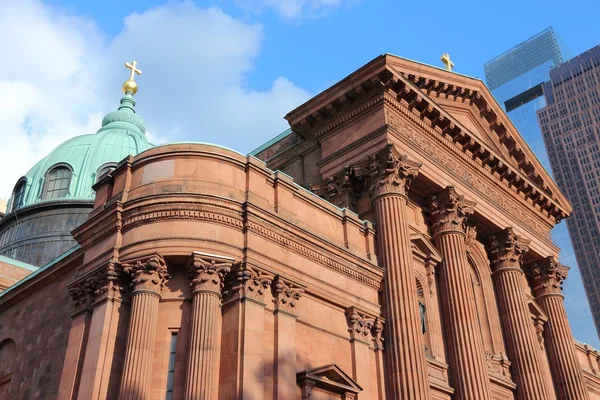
[
  {"x1": 120, "y1": 291, "x2": 160, "y2": 399},
  {"x1": 368, "y1": 145, "x2": 430, "y2": 399},
  {"x1": 430, "y1": 187, "x2": 492, "y2": 400},
  {"x1": 489, "y1": 229, "x2": 549, "y2": 400},
  {"x1": 119, "y1": 255, "x2": 170, "y2": 400},
  {"x1": 375, "y1": 194, "x2": 430, "y2": 399},
  {"x1": 184, "y1": 253, "x2": 232, "y2": 400},
  {"x1": 186, "y1": 291, "x2": 222, "y2": 400},
  {"x1": 530, "y1": 258, "x2": 589, "y2": 400}
]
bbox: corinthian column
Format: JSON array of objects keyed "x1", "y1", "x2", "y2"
[
  {"x1": 488, "y1": 228, "x2": 549, "y2": 400},
  {"x1": 529, "y1": 257, "x2": 590, "y2": 400},
  {"x1": 429, "y1": 187, "x2": 492, "y2": 400},
  {"x1": 369, "y1": 144, "x2": 430, "y2": 399},
  {"x1": 185, "y1": 252, "x2": 233, "y2": 400},
  {"x1": 119, "y1": 254, "x2": 171, "y2": 400}
]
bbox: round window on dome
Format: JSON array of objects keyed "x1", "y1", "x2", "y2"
[{"x1": 42, "y1": 164, "x2": 73, "y2": 200}]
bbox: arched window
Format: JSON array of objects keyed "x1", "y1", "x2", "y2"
[
  {"x1": 0, "y1": 339, "x2": 16, "y2": 396},
  {"x1": 11, "y1": 179, "x2": 26, "y2": 211},
  {"x1": 43, "y1": 165, "x2": 72, "y2": 200},
  {"x1": 96, "y1": 163, "x2": 117, "y2": 182}
]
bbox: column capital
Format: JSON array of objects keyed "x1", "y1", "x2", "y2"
[
  {"x1": 528, "y1": 257, "x2": 569, "y2": 298},
  {"x1": 345, "y1": 307, "x2": 376, "y2": 344},
  {"x1": 69, "y1": 262, "x2": 126, "y2": 315},
  {"x1": 227, "y1": 263, "x2": 273, "y2": 303},
  {"x1": 488, "y1": 228, "x2": 530, "y2": 273},
  {"x1": 188, "y1": 253, "x2": 234, "y2": 296},
  {"x1": 271, "y1": 275, "x2": 305, "y2": 315},
  {"x1": 429, "y1": 186, "x2": 476, "y2": 236},
  {"x1": 368, "y1": 144, "x2": 421, "y2": 199},
  {"x1": 123, "y1": 254, "x2": 171, "y2": 294},
  {"x1": 311, "y1": 166, "x2": 364, "y2": 211}
]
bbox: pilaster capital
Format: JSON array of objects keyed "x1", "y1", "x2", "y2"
[
  {"x1": 227, "y1": 263, "x2": 273, "y2": 303},
  {"x1": 188, "y1": 253, "x2": 234, "y2": 296},
  {"x1": 345, "y1": 307, "x2": 375, "y2": 343},
  {"x1": 123, "y1": 254, "x2": 171, "y2": 294},
  {"x1": 429, "y1": 186, "x2": 476, "y2": 236},
  {"x1": 487, "y1": 228, "x2": 530, "y2": 273},
  {"x1": 68, "y1": 262, "x2": 126, "y2": 315},
  {"x1": 368, "y1": 144, "x2": 421, "y2": 199},
  {"x1": 311, "y1": 166, "x2": 364, "y2": 210},
  {"x1": 527, "y1": 257, "x2": 569, "y2": 297},
  {"x1": 271, "y1": 275, "x2": 305, "y2": 315},
  {"x1": 371, "y1": 317, "x2": 385, "y2": 350}
]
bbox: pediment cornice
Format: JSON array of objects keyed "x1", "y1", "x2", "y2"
[{"x1": 285, "y1": 55, "x2": 570, "y2": 223}]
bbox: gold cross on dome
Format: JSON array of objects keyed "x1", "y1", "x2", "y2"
[
  {"x1": 440, "y1": 53, "x2": 454, "y2": 71},
  {"x1": 125, "y1": 60, "x2": 142, "y2": 80}
]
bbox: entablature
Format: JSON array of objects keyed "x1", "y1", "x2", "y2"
[{"x1": 285, "y1": 60, "x2": 570, "y2": 226}]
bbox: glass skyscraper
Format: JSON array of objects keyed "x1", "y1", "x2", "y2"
[{"x1": 484, "y1": 28, "x2": 600, "y2": 348}]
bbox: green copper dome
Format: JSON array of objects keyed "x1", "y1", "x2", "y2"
[{"x1": 8, "y1": 94, "x2": 153, "y2": 211}]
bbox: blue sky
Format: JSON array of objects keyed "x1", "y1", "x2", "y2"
[
  {"x1": 1, "y1": 0, "x2": 600, "y2": 346},
  {"x1": 46, "y1": 0, "x2": 600, "y2": 94}
]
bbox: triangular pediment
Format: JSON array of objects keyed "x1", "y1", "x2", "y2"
[
  {"x1": 411, "y1": 232, "x2": 442, "y2": 264},
  {"x1": 297, "y1": 364, "x2": 362, "y2": 394},
  {"x1": 285, "y1": 54, "x2": 571, "y2": 221},
  {"x1": 384, "y1": 54, "x2": 571, "y2": 215}
]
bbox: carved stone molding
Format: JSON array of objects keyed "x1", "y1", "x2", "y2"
[
  {"x1": 345, "y1": 307, "x2": 376, "y2": 343},
  {"x1": 367, "y1": 144, "x2": 421, "y2": 199},
  {"x1": 386, "y1": 109, "x2": 554, "y2": 240},
  {"x1": 246, "y1": 221, "x2": 381, "y2": 290},
  {"x1": 271, "y1": 275, "x2": 305, "y2": 315},
  {"x1": 371, "y1": 317, "x2": 385, "y2": 350},
  {"x1": 465, "y1": 225, "x2": 478, "y2": 252},
  {"x1": 68, "y1": 262, "x2": 126, "y2": 315},
  {"x1": 188, "y1": 253, "x2": 234, "y2": 296},
  {"x1": 532, "y1": 314, "x2": 547, "y2": 350},
  {"x1": 429, "y1": 186, "x2": 476, "y2": 235},
  {"x1": 296, "y1": 364, "x2": 362, "y2": 400},
  {"x1": 527, "y1": 257, "x2": 569, "y2": 298},
  {"x1": 227, "y1": 263, "x2": 273, "y2": 303},
  {"x1": 311, "y1": 167, "x2": 365, "y2": 210},
  {"x1": 123, "y1": 254, "x2": 171, "y2": 294},
  {"x1": 487, "y1": 228, "x2": 530, "y2": 273},
  {"x1": 485, "y1": 351, "x2": 512, "y2": 380}
]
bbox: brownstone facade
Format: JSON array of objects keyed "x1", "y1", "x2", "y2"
[{"x1": 1, "y1": 54, "x2": 600, "y2": 399}]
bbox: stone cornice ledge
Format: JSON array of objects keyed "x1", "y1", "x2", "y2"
[{"x1": 286, "y1": 64, "x2": 569, "y2": 223}]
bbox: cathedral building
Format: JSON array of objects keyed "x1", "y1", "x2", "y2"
[{"x1": 1, "y1": 54, "x2": 600, "y2": 400}]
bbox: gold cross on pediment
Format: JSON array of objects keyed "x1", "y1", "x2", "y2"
[
  {"x1": 125, "y1": 60, "x2": 142, "y2": 81},
  {"x1": 440, "y1": 53, "x2": 454, "y2": 71}
]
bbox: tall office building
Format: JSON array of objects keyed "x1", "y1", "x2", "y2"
[
  {"x1": 485, "y1": 28, "x2": 599, "y2": 347},
  {"x1": 538, "y1": 45, "x2": 600, "y2": 334}
]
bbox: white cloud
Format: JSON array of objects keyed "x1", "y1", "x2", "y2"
[
  {"x1": 240, "y1": 0, "x2": 348, "y2": 20},
  {"x1": 0, "y1": 0, "x2": 311, "y2": 199}
]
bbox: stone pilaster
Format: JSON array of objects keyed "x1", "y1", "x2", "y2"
[
  {"x1": 529, "y1": 257, "x2": 590, "y2": 400},
  {"x1": 272, "y1": 275, "x2": 305, "y2": 400},
  {"x1": 345, "y1": 307, "x2": 375, "y2": 395},
  {"x1": 371, "y1": 318, "x2": 386, "y2": 400},
  {"x1": 185, "y1": 252, "x2": 233, "y2": 400},
  {"x1": 369, "y1": 144, "x2": 430, "y2": 399},
  {"x1": 488, "y1": 228, "x2": 549, "y2": 400},
  {"x1": 60, "y1": 262, "x2": 126, "y2": 400},
  {"x1": 220, "y1": 263, "x2": 273, "y2": 399},
  {"x1": 119, "y1": 255, "x2": 171, "y2": 400},
  {"x1": 429, "y1": 186, "x2": 492, "y2": 400}
]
